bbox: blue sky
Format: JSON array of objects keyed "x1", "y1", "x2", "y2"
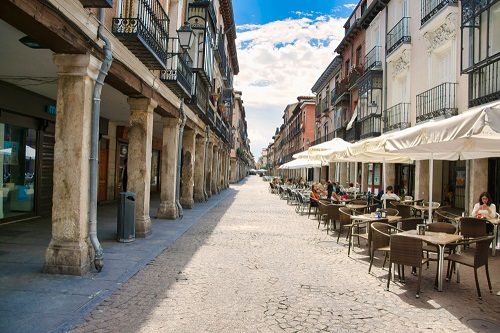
[
  {"x1": 233, "y1": 0, "x2": 356, "y2": 25},
  {"x1": 231, "y1": 1, "x2": 354, "y2": 160}
]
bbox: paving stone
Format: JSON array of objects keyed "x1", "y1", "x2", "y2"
[{"x1": 70, "y1": 177, "x2": 500, "y2": 332}]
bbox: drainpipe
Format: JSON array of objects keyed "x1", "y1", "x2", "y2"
[
  {"x1": 89, "y1": 8, "x2": 113, "y2": 272},
  {"x1": 203, "y1": 126, "x2": 210, "y2": 201},
  {"x1": 176, "y1": 100, "x2": 187, "y2": 218}
]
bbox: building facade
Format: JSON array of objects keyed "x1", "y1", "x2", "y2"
[
  {"x1": 305, "y1": 0, "x2": 499, "y2": 212},
  {"x1": 0, "y1": 0, "x2": 247, "y2": 275},
  {"x1": 229, "y1": 91, "x2": 252, "y2": 182}
]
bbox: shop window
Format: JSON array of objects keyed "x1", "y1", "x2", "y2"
[{"x1": 0, "y1": 124, "x2": 37, "y2": 219}]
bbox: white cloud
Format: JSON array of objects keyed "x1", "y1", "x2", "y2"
[
  {"x1": 234, "y1": 15, "x2": 346, "y2": 159},
  {"x1": 343, "y1": 3, "x2": 357, "y2": 10}
]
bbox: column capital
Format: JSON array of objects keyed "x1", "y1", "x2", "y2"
[
  {"x1": 53, "y1": 53, "x2": 102, "y2": 80},
  {"x1": 127, "y1": 97, "x2": 158, "y2": 113},
  {"x1": 163, "y1": 116, "x2": 181, "y2": 128}
]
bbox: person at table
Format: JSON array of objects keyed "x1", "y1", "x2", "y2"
[
  {"x1": 472, "y1": 192, "x2": 497, "y2": 219},
  {"x1": 326, "y1": 180, "x2": 341, "y2": 201},
  {"x1": 346, "y1": 182, "x2": 358, "y2": 193},
  {"x1": 310, "y1": 185, "x2": 321, "y2": 207},
  {"x1": 381, "y1": 186, "x2": 400, "y2": 201}
]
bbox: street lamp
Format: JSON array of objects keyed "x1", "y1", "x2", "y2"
[{"x1": 177, "y1": 22, "x2": 194, "y2": 50}]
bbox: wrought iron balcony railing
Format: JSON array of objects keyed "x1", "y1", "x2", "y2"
[
  {"x1": 345, "y1": 122, "x2": 361, "y2": 142},
  {"x1": 468, "y1": 56, "x2": 500, "y2": 107},
  {"x1": 113, "y1": 0, "x2": 169, "y2": 69},
  {"x1": 416, "y1": 82, "x2": 457, "y2": 123},
  {"x1": 160, "y1": 41, "x2": 193, "y2": 98},
  {"x1": 315, "y1": 104, "x2": 321, "y2": 118},
  {"x1": 187, "y1": 74, "x2": 209, "y2": 117},
  {"x1": 365, "y1": 46, "x2": 382, "y2": 71},
  {"x1": 421, "y1": 0, "x2": 458, "y2": 26},
  {"x1": 386, "y1": 17, "x2": 411, "y2": 56},
  {"x1": 333, "y1": 108, "x2": 346, "y2": 130},
  {"x1": 311, "y1": 132, "x2": 334, "y2": 146},
  {"x1": 335, "y1": 77, "x2": 350, "y2": 101},
  {"x1": 348, "y1": 65, "x2": 363, "y2": 87},
  {"x1": 322, "y1": 97, "x2": 329, "y2": 112},
  {"x1": 360, "y1": 115, "x2": 381, "y2": 139},
  {"x1": 383, "y1": 103, "x2": 410, "y2": 132}
]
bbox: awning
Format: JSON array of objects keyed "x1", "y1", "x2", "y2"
[
  {"x1": 279, "y1": 158, "x2": 322, "y2": 170},
  {"x1": 385, "y1": 101, "x2": 500, "y2": 160},
  {"x1": 346, "y1": 106, "x2": 358, "y2": 131},
  {"x1": 307, "y1": 137, "x2": 352, "y2": 161}
]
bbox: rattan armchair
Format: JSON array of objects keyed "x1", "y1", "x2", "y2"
[
  {"x1": 393, "y1": 204, "x2": 413, "y2": 219},
  {"x1": 369, "y1": 222, "x2": 395, "y2": 273},
  {"x1": 387, "y1": 234, "x2": 429, "y2": 298},
  {"x1": 337, "y1": 206, "x2": 354, "y2": 243},
  {"x1": 445, "y1": 236, "x2": 494, "y2": 299},
  {"x1": 399, "y1": 217, "x2": 423, "y2": 231}
]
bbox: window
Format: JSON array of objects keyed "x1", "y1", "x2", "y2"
[
  {"x1": 345, "y1": 59, "x2": 350, "y2": 76},
  {"x1": 356, "y1": 46, "x2": 362, "y2": 67}
]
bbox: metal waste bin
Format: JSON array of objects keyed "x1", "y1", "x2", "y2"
[{"x1": 117, "y1": 192, "x2": 136, "y2": 242}]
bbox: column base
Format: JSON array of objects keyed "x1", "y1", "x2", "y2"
[
  {"x1": 180, "y1": 197, "x2": 194, "y2": 209},
  {"x1": 43, "y1": 239, "x2": 91, "y2": 276},
  {"x1": 194, "y1": 193, "x2": 205, "y2": 202},
  {"x1": 157, "y1": 202, "x2": 178, "y2": 220},
  {"x1": 135, "y1": 215, "x2": 152, "y2": 238}
]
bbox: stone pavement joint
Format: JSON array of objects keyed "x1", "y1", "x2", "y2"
[{"x1": 71, "y1": 177, "x2": 500, "y2": 333}]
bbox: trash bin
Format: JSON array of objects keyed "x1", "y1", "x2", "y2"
[{"x1": 117, "y1": 192, "x2": 136, "y2": 243}]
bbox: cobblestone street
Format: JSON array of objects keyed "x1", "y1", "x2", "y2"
[{"x1": 72, "y1": 177, "x2": 500, "y2": 333}]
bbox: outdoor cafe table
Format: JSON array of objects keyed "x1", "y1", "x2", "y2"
[
  {"x1": 350, "y1": 214, "x2": 401, "y2": 223},
  {"x1": 397, "y1": 230, "x2": 462, "y2": 292},
  {"x1": 346, "y1": 203, "x2": 367, "y2": 211}
]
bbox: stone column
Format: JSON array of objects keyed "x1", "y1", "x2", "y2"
[
  {"x1": 180, "y1": 128, "x2": 195, "y2": 208},
  {"x1": 469, "y1": 159, "x2": 488, "y2": 213},
  {"x1": 221, "y1": 149, "x2": 226, "y2": 189},
  {"x1": 157, "y1": 117, "x2": 181, "y2": 219},
  {"x1": 44, "y1": 54, "x2": 101, "y2": 275},
  {"x1": 361, "y1": 163, "x2": 368, "y2": 193},
  {"x1": 339, "y1": 162, "x2": 348, "y2": 188},
  {"x1": 206, "y1": 141, "x2": 213, "y2": 197},
  {"x1": 415, "y1": 160, "x2": 429, "y2": 200},
  {"x1": 194, "y1": 133, "x2": 206, "y2": 202},
  {"x1": 211, "y1": 144, "x2": 218, "y2": 194},
  {"x1": 127, "y1": 97, "x2": 157, "y2": 237}
]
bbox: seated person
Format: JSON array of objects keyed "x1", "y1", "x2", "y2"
[
  {"x1": 326, "y1": 180, "x2": 341, "y2": 201},
  {"x1": 380, "y1": 186, "x2": 400, "y2": 201},
  {"x1": 310, "y1": 185, "x2": 321, "y2": 207},
  {"x1": 471, "y1": 192, "x2": 497, "y2": 219},
  {"x1": 346, "y1": 182, "x2": 358, "y2": 193}
]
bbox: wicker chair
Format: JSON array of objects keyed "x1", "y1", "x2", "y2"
[
  {"x1": 325, "y1": 204, "x2": 342, "y2": 234},
  {"x1": 399, "y1": 217, "x2": 423, "y2": 231},
  {"x1": 394, "y1": 204, "x2": 413, "y2": 219},
  {"x1": 385, "y1": 199, "x2": 399, "y2": 208},
  {"x1": 446, "y1": 236, "x2": 494, "y2": 299},
  {"x1": 317, "y1": 201, "x2": 330, "y2": 230},
  {"x1": 365, "y1": 204, "x2": 379, "y2": 214},
  {"x1": 459, "y1": 217, "x2": 489, "y2": 238},
  {"x1": 423, "y1": 222, "x2": 458, "y2": 267},
  {"x1": 387, "y1": 234, "x2": 429, "y2": 298},
  {"x1": 369, "y1": 222, "x2": 395, "y2": 273},
  {"x1": 382, "y1": 208, "x2": 399, "y2": 216},
  {"x1": 337, "y1": 207, "x2": 354, "y2": 243}
]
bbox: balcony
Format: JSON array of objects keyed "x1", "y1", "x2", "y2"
[
  {"x1": 360, "y1": 115, "x2": 381, "y2": 139},
  {"x1": 186, "y1": 75, "x2": 209, "y2": 117},
  {"x1": 334, "y1": 77, "x2": 350, "y2": 104},
  {"x1": 333, "y1": 108, "x2": 347, "y2": 131},
  {"x1": 468, "y1": 57, "x2": 500, "y2": 107},
  {"x1": 348, "y1": 65, "x2": 364, "y2": 88},
  {"x1": 364, "y1": 46, "x2": 382, "y2": 71},
  {"x1": 386, "y1": 17, "x2": 411, "y2": 57},
  {"x1": 345, "y1": 122, "x2": 361, "y2": 142},
  {"x1": 383, "y1": 103, "x2": 410, "y2": 132},
  {"x1": 322, "y1": 97, "x2": 329, "y2": 112},
  {"x1": 160, "y1": 41, "x2": 193, "y2": 98},
  {"x1": 113, "y1": 0, "x2": 169, "y2": 69},
  {"x1": 421, "y1": 0, "x2": 458, "y2": 26},
  {"x1": 311, "y1": 132, "x2": 334, "y2": 146},
  {"x1": 416, "y1": 82, "x2": 457, "y2": 123},
  {"x1": 188, "y1": 0, "x2": 217, "y2": 30},
  {"x1": 315, "y1": 104, "x2": 321, "y2": 118}
]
